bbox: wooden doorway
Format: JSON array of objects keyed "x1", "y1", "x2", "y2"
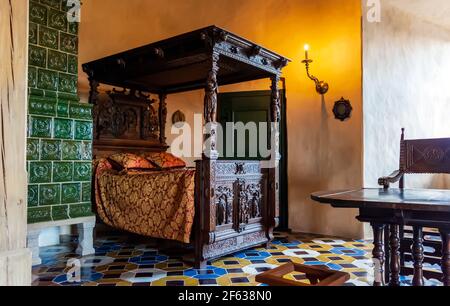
[
  {"x1": 217, "y1": 88, "x2": 289, "y2": 230},
  {"x1": 0, "y1": 0, "x2": 31, "y2": 286}
]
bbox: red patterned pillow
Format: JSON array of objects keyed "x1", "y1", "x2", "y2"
[
  {"x1": 108, "y1": 153, "x2": 157, "y2": 170},
  {"x1": 143, "y1": 152, "x2": 186, "y2": 169},
  {"x1": 94, "y1": 158, "x2": 113, "y2": 176}
]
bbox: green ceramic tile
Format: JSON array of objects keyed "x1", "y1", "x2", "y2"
[
  {"x1": 53, "y1": 162, "x2": 73, "y2": 182},
  {"x1": 60, "y1": 33, "x2": 78, "y2": 54},
  {"x1": 61, "y1": 141, "x2": 82, "y2": 160},
  {"x1": 81, "y1": 142, "x2": 92, "y2": 160},
  {"x1": 29, "y1": 162, "x2": 52, "y2": 183},
  {"x1": 29, "y1": 23, "x2": 38, "y2": 44},
  {"x1": 67, "y1": 55, "x2": 78, "y2": 74},
  {"x1": 81, "y1": 182, "x2": 91, "y2": 202},
  {"x1": 59, "y1": 93, "x2": 79, "y2": 102},
  {"x1": 29, "y1": 116, "x2": 52, "y2": 138},
  {"x1": 69, "y1": 103, "x2": 92, "y2": 120},
  {"x1": 39, "y1": 26, "x2": 59, "y2": 49},
  {"x1": 28, "y1": 207, "x2": 52, "y2": 224},
  {"x1": 27, "y1": 0, "x2": 87, "y2": 224},
  {"x1": 28, "y1": 67, "x2": 38, "y2": 88},
  {"x1": 44, "y1": 90, "x2": 58, "y2": 98},
  {"x1": 27, "y1": 139, "x2": 40, "y2": 160},
  {"x1": 74, "y1": 121, "x2": 93, "y2": 140},
  {"x1": 68, "y1": 22, "x2": 78, "y2": 35},
  {"x1": 61, "y1": 183, "x2": 80, "y2": 204},
  {"x1": 58, "y1": 73, "x2": 77, "y2": 94},
  {"x1": 39, "y1": 184, "x2": 61, "y2": 206},
  {"x1": 48, "y1": 8, "x2": 67, "y2": 31},
  {"x1": 29, "y1": 88, "x2": 45, "y2": 97},
  {"x1": 40, "y1": 139, "x2": 61, "y2": 160},
  {"x1": 29, "y1": 45, "x2": 47, "y2": 68},
  {"x1": 37, "y1": 69, "x2": 58, "y2": 91},
  {"x1": 52, "y1": 205, "x2": 69, "y2": 221},
  {"x1": 29, "y1": 2, "x2": 48, "y2": 25},
  {"x1": 48, "y1": 50, "x2": 68, "y2": 72},
  {"x1": 69, "y1": 203, "x2": 93, "y2": 218},
  {"x1": 29, "y1": 97, "x2": 57, "y2": 116},
  {"x1": 40, "y1": 0, "x2": 61, "y2": 9},
  {"x1": 28, "y1": 185, "x2": 39, "y2": 207},
  {"x1": 54, "y1": 118, "x2": 73, "y2": 139},
  {"x1": 73, "y1": 162, "x2": 91, "y2": 181},
  {"x1": 57, "y1": 101, "x2": 69, "y2": 117}
]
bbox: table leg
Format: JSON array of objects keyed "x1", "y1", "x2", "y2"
[
  {"x1": 440, "y1": 229, "x2": 450, "y2": 286},
  {"x1": 371, "y1": 223, "x2": 385, "y2": 286},
  {"x1": 411, "y1": 226, "x2": 424, "y2": 286},
  {"x1": 389, "y1": 224, "x2": 401, "y2": 286}
]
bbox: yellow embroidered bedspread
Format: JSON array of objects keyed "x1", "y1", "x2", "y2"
[{"x1": 94, "y1": 159, "x2": 195, "y2": 243}]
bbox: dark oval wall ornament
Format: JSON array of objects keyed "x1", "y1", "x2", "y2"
[
  {"x1": 333, "y1": 97, "x2": 353, "y2": 122},
  {"x1": 172, "y1": 110, "x2": 186, "y2": 125}
]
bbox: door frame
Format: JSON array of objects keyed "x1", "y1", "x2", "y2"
[{"x1": 0, "y1": 0, "x2": 31, "y2": 286}]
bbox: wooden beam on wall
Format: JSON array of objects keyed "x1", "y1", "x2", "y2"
[{"x1": 0, "y1": 0, "x2": 31, "y2": 286}]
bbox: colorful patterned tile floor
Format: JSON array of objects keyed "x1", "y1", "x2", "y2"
[{"x1": 32, "y1": 232, "x2": 442, "y2": 286}]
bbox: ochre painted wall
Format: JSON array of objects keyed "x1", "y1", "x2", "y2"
[{"x1": 79, "y1": 0, "x2": 364, "y2": 238}]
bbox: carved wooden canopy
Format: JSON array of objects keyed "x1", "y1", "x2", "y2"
[
  {"x1": 82, "y1": 26, "x2": 290, "y2": 95},
  {"x1": 83, "y1": 26, "x2": 290, "y2": 157}
]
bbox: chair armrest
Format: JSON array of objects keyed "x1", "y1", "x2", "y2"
[{"x1": 378, "y1": 170, "x2": 404, "y2": 189}]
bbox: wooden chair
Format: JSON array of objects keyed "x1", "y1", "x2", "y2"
[
  {"x1": 255, "y1": 262, "x2": 350, "y2": 286},
  {"x1": 378, "y1": 128, "x2": 450, "y2": 281}
]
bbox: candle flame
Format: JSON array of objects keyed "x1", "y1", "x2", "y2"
[{"x1": 304, "y1": 44, "x2": 310, "y2": 51}]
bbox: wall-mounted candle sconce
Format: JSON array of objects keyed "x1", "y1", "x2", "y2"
[{"x1": 301, "y1": 44, "x2": 329, "y2": 95}]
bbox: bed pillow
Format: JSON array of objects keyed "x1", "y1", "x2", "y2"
[
  {"x1": 108, "y1": 153, "x2": 157, "y2": 171},
  {"x1": 143, "y1": 152, "x2": 186, "y2": 169}
]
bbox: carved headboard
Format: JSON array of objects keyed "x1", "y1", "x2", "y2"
[{"x1": 91, "y1": 88, "x2": 168, "y2": 158}]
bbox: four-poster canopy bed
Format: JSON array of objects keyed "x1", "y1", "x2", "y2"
[{"x1": 82, "y1": 25, "x2": 290, "y2": 268}]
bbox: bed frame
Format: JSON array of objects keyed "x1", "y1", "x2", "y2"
[{"x1": 83, "y1": 26, "x2": 290, "y2": 268}]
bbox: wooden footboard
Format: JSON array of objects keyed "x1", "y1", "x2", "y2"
[{"x1": 193, "y1": 159, "x2": 277, "y2": 268}]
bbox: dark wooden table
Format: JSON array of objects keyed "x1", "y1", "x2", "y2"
[{"x1": 311, "y1": 188, "x2": 450, "y2": 286}]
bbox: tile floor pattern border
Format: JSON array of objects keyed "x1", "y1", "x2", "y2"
[{"x1": 32, "y1": 232, "x2": 443, "y2": 286}]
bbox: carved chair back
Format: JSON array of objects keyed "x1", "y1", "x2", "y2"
[
  {"x1": 400, "y1": 130, "x2": 450, "y2": 175},
  {"x1": 391, "y1": 129, "x2": 450, "y2": 189}
]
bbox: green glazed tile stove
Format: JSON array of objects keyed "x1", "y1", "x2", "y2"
[{"x1": 27, "y1": 0, "x2": 95, "y2": 266}]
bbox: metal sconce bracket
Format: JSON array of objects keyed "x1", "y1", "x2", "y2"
[{"x1": 301, "y1": 59, "x2": 329, "y2": 95}]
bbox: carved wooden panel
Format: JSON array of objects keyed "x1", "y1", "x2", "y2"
[
  {"x1": 209, "y1": 161, "x2": 266, "y2": 234},
  {"x1": 402, "y1": 138, "x2": 450, "y2": 174},
  {"x1": 215, "y1": 185, "x2": 233, "y2": 226},
  {"x1": 95, "y1": 89, "x2": 159, "y2": 141},
  {"x1": 237, "y1": 180, "x2": 262, "y2": 232},
  {"x1": 202, "y1": 230, "x2": 267, "y2": 259}
]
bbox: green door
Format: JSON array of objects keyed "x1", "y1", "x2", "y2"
[
  {"x1": 218, "y1": 91, "x2": 271, "y2": 160},
  {"x1": 217, "y1": 90, "x2": 288, "y2": 230}
]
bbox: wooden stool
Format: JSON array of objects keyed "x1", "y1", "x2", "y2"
[{"x1": 255, "y1": 262, "x2": 350, "y2": 286}]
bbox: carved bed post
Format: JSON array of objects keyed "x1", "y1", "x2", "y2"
[
  {"x1": 159, "y1": 93, "x2": 167, "y2": 145},
  {"x1": 267, "y1": 74, "x2": 281, "y2": 241},
  {"x1": 195, "y1": 49, "x2": 220, "y2": 269},
  {"x1": 83, "y1": 67, "x2": 100, "y2": 140},
  {"x1": 203, "y1": 51, "x2": 220, "y2": 159}
]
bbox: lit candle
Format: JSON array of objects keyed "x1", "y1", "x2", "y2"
[{"x1": 304, "y1": 44, "x2": 310, "y2": 60}]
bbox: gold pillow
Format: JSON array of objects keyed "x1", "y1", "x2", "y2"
[
  {"x1": 143, "y1": 152, "x2": 186, "y2": 169},
  {"x1": 108, "y1": 153, "x2": 157, "y2": 170}
]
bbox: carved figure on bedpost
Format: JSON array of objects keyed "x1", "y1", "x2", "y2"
[
  {"x1": 84, "y1": 67, "x2": 101, "y2": 139},
  {"x1": 159, "y1": 93, "x2": 167, "y2": 145},
  {"x1": 203, "y1": 51, "x2": 220, "y2": 160},
  {"x1": 267, "y1": 74, "x2": 281, "y2": 241}
]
